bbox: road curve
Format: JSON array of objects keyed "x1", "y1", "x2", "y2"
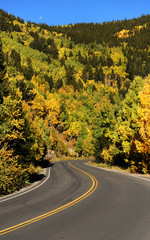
[{"x1": 0, "y1": 160, "x2": 150, "y2": 240}]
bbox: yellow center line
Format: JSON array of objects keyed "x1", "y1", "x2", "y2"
[{"x1": 0, "y1": 162, "x2": 98, "y2": 236}]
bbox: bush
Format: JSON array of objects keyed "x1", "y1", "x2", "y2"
[{"x1": 0, "y1": 145, "x2": 29, "y2": 195}]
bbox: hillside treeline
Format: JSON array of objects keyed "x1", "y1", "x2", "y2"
[{"x1": 0, "y1": 9, "x2": 150, "y2": 195}]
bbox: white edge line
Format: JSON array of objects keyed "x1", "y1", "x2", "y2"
[
  {"x1": 0, "y1": 167, "x2": 51, "y2": 203},
  {"x1": 85, "y1": 163, "x2": 150, "y2": 182}
]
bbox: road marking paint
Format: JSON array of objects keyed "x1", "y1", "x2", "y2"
[
  {"x1": 0, "y1": 167, "x2": 51, "y2": 203},
  {"x1": 0, "y1": 162, "x2": 98, "y2": 236}
]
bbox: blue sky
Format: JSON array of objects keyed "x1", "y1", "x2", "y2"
[{"x1": 1, "y1": 0, "x2": 150, "y2": 26}]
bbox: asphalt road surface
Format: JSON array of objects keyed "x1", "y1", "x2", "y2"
[{"x1": 0, "y1": 160, "x2": 150, "y2": 240}]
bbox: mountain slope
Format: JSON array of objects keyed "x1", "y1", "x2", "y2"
[{"x1": 0, "y1": 9, "x2": 150, "y2": 194}]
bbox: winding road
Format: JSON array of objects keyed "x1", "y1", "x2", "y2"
[{"x1": 0, "y1": 160, "x2": 150, "y2": 240}]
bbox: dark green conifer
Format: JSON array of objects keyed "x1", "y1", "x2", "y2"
[{"x1": 0, "y1": 40, "x2": 6, "y2": 103}]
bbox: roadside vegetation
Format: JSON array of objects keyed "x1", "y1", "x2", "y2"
[{"x1": 0, "y1": 9, "x2": 150, "y2": 194}]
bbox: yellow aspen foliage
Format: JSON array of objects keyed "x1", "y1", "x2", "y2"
[
  {"x1": 0, "y1": 96, "x2": 25, "y2": 143},
  {"x1": 22, "y1": 101, "x2": 32, "y2": 119},
  {"x1": 31, "y1": 92, "x2": 46, "y2": 118},
  {"x1": 31, "y1": 76, "x2": 40, "y2": 95},
  {"x1": 82, "y1": 131, "x2": 94, "y2": 156},
  {"x1": 75, "y1": 70, "x2": 84, "y2": 83},
  {"x1": 30, "y1": 117, "x2": 46, "y2": 161},
  {"x1": 46, "y1": 93, "x2": 60, "y2": 126},
  {"x1": 0, "y1": 145, "x2": 28, "y2": 195},
  {"x1": 115, "y1": 29, "x2": 130, "y2": 38},
  {"x1": 135, "y1": 76, "x2": 150, "y2": 159},
  {"x1": 58, "y1": 48, "x2": 65, "y2": 59},
  {"x1": 31, "y1": 75, "x2": 49, "y2": 94},
  {"x1": 67, "y1": 121, "x2": 82, "y2": 138},
  {"x1": 68, "y1": 99, "x2": 80, "y2": 111}
]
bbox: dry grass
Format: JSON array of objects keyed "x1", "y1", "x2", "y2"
[
  {"x1": 88, "y1": 161, "x2": 150, "y2": 179},
  {"x1": 88, "y1": 161, "x2": 130, "y2": 173},
  {"x1": 51, "y1": 156, "x2": 94, "y2": 162}
]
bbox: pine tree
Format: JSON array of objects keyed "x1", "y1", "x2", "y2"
[
  {"x1": 22, "y1": 58, "x2": 34, "y2": 80},
  {"x1": 0, "y1": 39, "x2": 6, "y2": 103},
  {"x1": 10, "y1": 49, "x2": 21, "y2": 71},
  {"x1": 115, "y1": 76, "x2": 145, "y2": 172}
]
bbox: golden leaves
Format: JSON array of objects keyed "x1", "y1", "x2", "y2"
[{"x1": 136, "y1": 76, "x2": 150, "y2": 157}]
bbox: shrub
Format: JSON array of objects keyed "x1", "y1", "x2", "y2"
[{"x1": 0, "y1": 145, "x2": 28, "y2": 195}]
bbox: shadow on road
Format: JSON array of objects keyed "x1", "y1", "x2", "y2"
[{"x1": 29, "y1": 160, "x2": 53, "y2": 184}]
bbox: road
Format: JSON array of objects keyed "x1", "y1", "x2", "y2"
[{"x1": 0, "y1": 160, "x2": 150, "y2": 240}]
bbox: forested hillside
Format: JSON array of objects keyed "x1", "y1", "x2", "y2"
[{"x1": 0, "y1": 9, "x2": 150, "y2": 194}]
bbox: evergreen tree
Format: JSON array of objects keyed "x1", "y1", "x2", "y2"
[
  {"x1": 22, "y1": 58, "x2": 34, "y2": 80},
  {"x1": 10, "y1": 49, "x2": 21, "y2": 71},
  {"x1": 49, "y1": 45, "x2": 59, "y2": 59},
  {"x1": 47, "y1": 55, "x2": 51, "y2": 64},
  {"x1": 0, "y1": 39, "x2": 6, "y2": 103},
  {"x1": 113, "y1": 76, "x2": 145, "y2": 171}
]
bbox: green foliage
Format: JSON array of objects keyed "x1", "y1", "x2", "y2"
[
  {"x1": 0, "y1": 38, "x2": 6, "y2": 103},
  {"x1": 92, "y1": 92, "x2": 118, "y2": 162},
  {"x1": 0, "y1": 145, "x2": 28, "y2": 195},
  {"x1": 75, "y1": 138, "x2": 83, "y2": 156},
  {"x1": 106, "y1": 76, "x2": 145, "y2": 172},
  {"x1": 0, "y1": 95, "x2": 25, "y2": 149},
  {"x1": 22, "y1": 57, "x2": 34, "y2": 80},
  {"x1": 10, "y1": 49, "x2": 21, "y2": 71},
  {"x1": 0, "y1": 8, "x2": 150, "y2": 196}
]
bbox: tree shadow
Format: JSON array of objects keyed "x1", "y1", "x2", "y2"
[
  {"x1": 34, "y1": 159, "x2": 53, "y2": 168},
  {"x1": 29, "y1": 160, "x2": 53, "y2": 184},
  {"x1": 29, "y1": 173, "x2": 45, "y2": 183}
]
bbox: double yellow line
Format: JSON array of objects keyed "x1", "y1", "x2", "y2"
[{"x1": 0, "y1": 162, "x2": 98, "y2": 236}]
